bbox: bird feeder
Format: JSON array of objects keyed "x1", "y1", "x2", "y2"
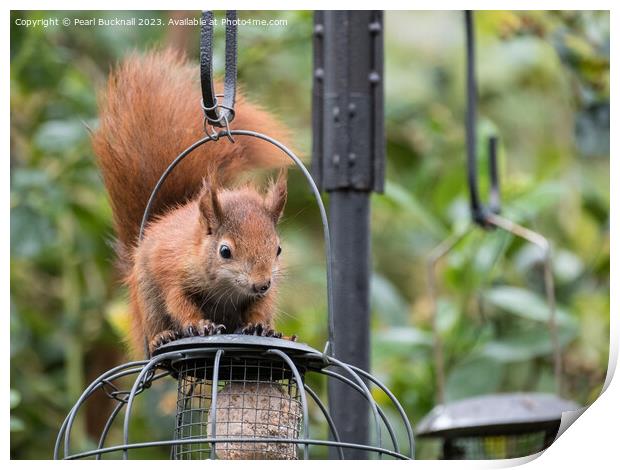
[
  {"x1": 55, "y1": 334, "x2": 413, "y2": 459},
  {"x1": 54, "y1": 11, "x2": 413, "y2": 460},
  {"x1": 417, "y1": 214, "x2": 580, "y2": 459},
  {"x1": 415, "y1": 11, "x2": 580, "y2": 459},
  {"x1": 417, "y1": 392, "x2": 578, "y2": 459}
]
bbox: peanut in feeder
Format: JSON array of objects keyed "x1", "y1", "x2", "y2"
[
  {"x1": 170, "y1": 342, "x2": 304, "y2": 460},
  {"x1": 208, "y1": 382, "x2": 301, "y2": 459}
]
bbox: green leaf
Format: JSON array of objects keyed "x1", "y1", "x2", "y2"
[
  {"x1": 371, "y1": 274, "x2": 409, "y2": 326},
  {"x1": 10, "y1": 205, "x2": 57, "y2": 258},
  {"x1": 10, "y1": 416, "x2": 25, "y2": 433},
  {"x1": 383, "y1": 180, "x2": 446, "y2": 238},
  {"x1": 553, "y1": 250, "x2": 585, "y2": 284},
  {"x1": 483, "y1": 286, "x2": 576, "y2": 327},
  {"x1": 374, "y1": 327, "x2": 433, "y2": 348},
  {"x1": 506, "y1": 182, "x2": 567, "y2": 221},
  {"x1": 481, "y1": 327, "x2": 577, "y2": 363},
  {"x1": 446, "y1": 356, "x2": 504, "y2": 402},
  {"x1": 515, "y1": 245, "x2": 584, "y2": 284},
  {"x1": 436, "y1": 298, "x2": 459, "y2": 334},
  {"x1": 33, "y1": 119, "x2": 86, "y2": 153},
  {"x1": 10, "y1": 389, "x2": 21, "y2": 409}
]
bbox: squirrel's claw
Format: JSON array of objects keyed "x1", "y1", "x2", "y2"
[
  {"x1": 152, "y1": 320, "x2": 227, "y2": 351},
  {"x1": 238, "y1": 323, "x2": 289, "y2": 340},
  {"x1": 149, "y1": 329, "x2": 180, "y2": 352},
  {"x1": 151, "y1": 322, "x2": 294, "y2": 352},
  {"x1": 239, "y1": 323, "x2": 259, "y2": 335},
  {"x1": 184, "y1": 325, "x2": 198, "y2": 337},
  {"x1": 192, "y1": 319, "x2": 225, "y2": 337},
  {"x1": 263, "y1": 328, "x2": 279, "y2": 338}
]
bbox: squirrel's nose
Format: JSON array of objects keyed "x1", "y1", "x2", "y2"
[{"x1": 252, "y1": 279, "x2": 271, "y2": 294}]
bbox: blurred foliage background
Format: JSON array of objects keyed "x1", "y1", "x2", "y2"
[{"x1": 10, "y1": 10, "x2": 609, "y2": 459}]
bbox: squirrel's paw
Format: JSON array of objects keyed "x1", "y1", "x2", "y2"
[
  {"x1": 150, "y1": 321, "x2": 226, "y2": 352},
  {"x1": 238, "y1": 322, "x2": 281, "y2": 338},
  {"x1": 149, "y1": 329, "x2": 180, "y2": 351},
  {"x1": 236, "y1": 323, "x2": 297, "y2": 341},
  {"x1": 183, "y1": 319, "x2": 226, "y2": 337}
]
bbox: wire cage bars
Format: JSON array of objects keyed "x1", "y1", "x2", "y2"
[{"x1": 54, "y1": 335, "x2": 414, "y2": 460}]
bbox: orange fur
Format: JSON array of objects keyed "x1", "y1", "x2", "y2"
[{"x1": 93, "y1": 50, "x2": 290, "y2": 356}]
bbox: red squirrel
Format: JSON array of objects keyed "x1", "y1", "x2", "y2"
[{"x1": 93, "y1": 49, "x2": 292, "y2": 355}]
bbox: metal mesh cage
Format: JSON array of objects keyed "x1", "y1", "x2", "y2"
[
  {"x1": 172, "y1": 354, "x2": 302, "y2": 459},
  {"x1": 417, "y1": 431, "x2": 554, "y2": 460},
  {"x1": 442, "y1": 431, "x2": 551, "y2": 459},
  {"x1": 54, "y1": 335, "x2": 414, "y2": 460}
]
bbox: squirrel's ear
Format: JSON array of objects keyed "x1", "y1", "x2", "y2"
[
  {"x1": 265, "y1": 169, "x2": 288, "y2": 224},
  {"x1": 199, "y1": 184, "x2": 223, "y2": 234}
]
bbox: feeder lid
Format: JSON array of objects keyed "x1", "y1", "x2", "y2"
[
  {"x1": 153, "y1": 334, "x2": 326, "y2": 369},
  {"x1": 416, "y1": 393, "x2": 581, "y2": 438}
]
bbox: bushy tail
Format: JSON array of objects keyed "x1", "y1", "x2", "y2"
[{"x1": 92, "y1": 49, "x2": 291, "y2": 258}]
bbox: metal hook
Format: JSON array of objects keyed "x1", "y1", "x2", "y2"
[
  {"x1": 220, "y1": 114, "x2": 236, "y2": 144},
  {"x1": 465, "y1": 10, "x2": 502, "y2": 227},
  {"x1": 200, "y1": 10, "x2": 237, "y2": 128},
  {"x1": 203, "y1": 116, "x2": 219, "y2": 140},
  {"x1": 202, "y1": 115, "x2": 235, "y2": 143}
]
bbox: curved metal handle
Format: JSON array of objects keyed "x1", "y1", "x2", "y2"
[
  {"x1": 427, "y1": 218, "x2": 562, "y2": 404},
  {"x1": 139, "y1": 12, "x2": 336, "y2": 360},
  {"x1": 138, "y1": 131, "x2": 336, "y2": 360},
  {"x1": 200, "y1": 10, "x2": 237, "y2": 127}
]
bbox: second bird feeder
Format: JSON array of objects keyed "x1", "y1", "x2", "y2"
[{"x1": 415, "y1": 11, "x2": 580, "y2": 460}]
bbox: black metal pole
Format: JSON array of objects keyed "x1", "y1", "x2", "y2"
[
  {"x1": 312, "y1": 10, "x2": 385, "y2": 459},
  {"x1": 465, "y1": 10, "x2": 486, "y2": 226}
]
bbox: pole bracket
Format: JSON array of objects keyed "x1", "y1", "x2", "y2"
[{"x1": 312, "y1": 11, "x2": 385, "y2": 193}]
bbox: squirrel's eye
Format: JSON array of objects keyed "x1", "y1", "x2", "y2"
[
  {"x1": 219, "y1": 245, "x2": 232, "y2": 259},
  {"x1": 276, "y1": 246, "x2": 282, "y2": 257}
]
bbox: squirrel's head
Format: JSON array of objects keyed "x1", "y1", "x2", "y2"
[{"x1": 196, "y1": 171, "x2": 287, "y2": 300}]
